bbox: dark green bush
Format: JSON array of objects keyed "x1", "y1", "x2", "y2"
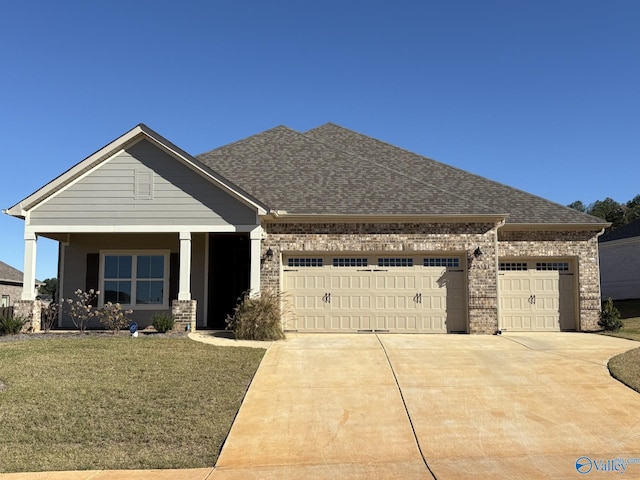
[
  {"x1": 151, "y1": 312, "x2": 175, "y2": 333},
  {"x1": 225, "y1": 290, "x2": 286, "y2": 341},
  {"x1": 0, "y1": 316, "x2": 27, "y2": 335},
  {"x1": 599, "y1": 297, "x2": 623, "y2": 332}
]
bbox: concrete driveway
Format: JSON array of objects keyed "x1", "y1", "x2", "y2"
[{"x1": 212, "y1": 333, "x2": 640, "y2": 479}]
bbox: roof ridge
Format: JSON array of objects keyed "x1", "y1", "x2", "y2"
[{"x1": 196, "y1": 125, "x2": 296, "y2": 157}]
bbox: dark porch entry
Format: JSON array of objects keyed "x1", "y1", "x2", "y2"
[{"x1": 208, "y1": 233, "x2": 250, "y2": 329}]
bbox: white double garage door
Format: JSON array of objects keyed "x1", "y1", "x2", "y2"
[
  {"x1": 283, "y1": 255, "x2": 577, "y2": 333},
  {"x1": 283, "y1": 255, "x2": 467, "y2": 333}
]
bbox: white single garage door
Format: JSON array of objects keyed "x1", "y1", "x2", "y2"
[
  {"x1": 283, "y1": 255, "x2": 466, "y2": 333},
  {"x1": 498, "y1": 260, "x2": 576, "y2": 331}
]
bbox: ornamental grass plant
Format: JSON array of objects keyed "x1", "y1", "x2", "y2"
[{"x1": 226, "y1": 290, "x2": 288, "y2": 341}]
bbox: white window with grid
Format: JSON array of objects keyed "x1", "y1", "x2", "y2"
[{"x1": 100, "y1": 251, "x2": 169, "y2": 308}]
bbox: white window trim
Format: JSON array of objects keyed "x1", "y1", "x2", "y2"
[{"x1": 99, "y1": 250, "x2": 170, "y2": 309}]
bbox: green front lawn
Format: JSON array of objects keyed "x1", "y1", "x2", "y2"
[
  {"x1": 609, "y1": 347, "x2": 640, "y2": 394},
  {"x1": 0, "y1": 336, "x2": 264, "y2": 473},
  {"x1": 604, "y1": 299, "x2": 640, "y2": 394}
]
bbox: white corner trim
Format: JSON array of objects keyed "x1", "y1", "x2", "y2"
[{"x1": 249, "y1": 225, "x2": 263, "y2": 240}]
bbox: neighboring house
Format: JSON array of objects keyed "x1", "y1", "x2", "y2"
[
  {"x1": 4, "y1": 123, "x2": 608, "y2": 333},
  {"x1": 0, "y1": 260, "x2": 41, "y2": 307},
  {"x1": 599, "y1": 218, "x2": 640, "y2": 300}
]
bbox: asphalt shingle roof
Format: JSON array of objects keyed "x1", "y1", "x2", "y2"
[
  {"x1": 0, "y1": 261, "x2": 25, "y2": 284},
  {"x1": 197, "y1": 123, "x2": 607, "y2": 225},
  {"x1": 600, "y1": 218, "x2": 640, "y2": 242}
]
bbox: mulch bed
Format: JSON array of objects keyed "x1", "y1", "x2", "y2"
[{"x1": 0, "y1": 329, "x2": 189, "y2": 343}]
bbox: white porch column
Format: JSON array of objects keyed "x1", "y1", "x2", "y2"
[
  {"x1": 178, "y1": 231, "x2": 192, "y2": 300},
  {"x1": 22, "y1": 232, "x2": 37, "y2": 300},
  {"x1": 249, "y1": 226, "x2": 262, "y2": 297}
]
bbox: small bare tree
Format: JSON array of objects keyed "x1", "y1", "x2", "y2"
[
  {"x1": 63, "y1": 289, "x2": 99, "y2": 333},
  {"x1": 41, "y1": 301, "x2": 60, "y2": 333},
  {"x1": 97, "y1": 302, "x2": 133, "y2": 334}
]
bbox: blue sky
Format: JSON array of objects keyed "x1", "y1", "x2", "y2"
[{"x1": 1, "y1": 0, "x2": 638, "y2": 280}]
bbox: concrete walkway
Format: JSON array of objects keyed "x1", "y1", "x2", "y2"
[{"x1": 2, "y1": 332, "x2": 639, "y2": 479}]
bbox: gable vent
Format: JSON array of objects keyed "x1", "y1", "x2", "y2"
[{"x1": 135, "y1": 169, "x2": 154, "y2": 200}]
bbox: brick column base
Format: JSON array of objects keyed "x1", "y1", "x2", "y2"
[
  {"x1": 171, "y1": 300, "x2": 197, "y2": 332},
  {"x1": 13, "y1": 300, "x2": 43, "y2": 333}
]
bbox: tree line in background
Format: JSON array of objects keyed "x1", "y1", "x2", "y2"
[{"x1": 568, "y1": 194, "x2": 640, "y2": 231}]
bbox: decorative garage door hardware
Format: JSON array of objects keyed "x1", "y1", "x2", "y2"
[
  {"x1": 321, "y1": 293, "x2": 331, "y2": 303},
  {"x1": 528, "y1": 295, "x2": 536, "y2": 305},
  {"x1": 413, "y1": 293, "x2": 423, "y2": 304}
]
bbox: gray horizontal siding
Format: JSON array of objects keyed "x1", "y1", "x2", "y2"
[{"x1": 30, "y1": 139, "x2": 257, "y2": 227}]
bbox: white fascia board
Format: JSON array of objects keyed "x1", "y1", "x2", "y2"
[
  {"x1": 7, "y1": 126, "x2": 148, "y2": 217},
  {"x1": 25, "y1": 224, "x2": 260, "y2": 234}
]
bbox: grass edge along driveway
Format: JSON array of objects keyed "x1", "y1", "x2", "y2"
[
  {"x1": 601, "y1": 299, "x2": 640, "y2": 394},
  {"x1": 0, "y1": 337, "x2": 264, "y2": 473}
]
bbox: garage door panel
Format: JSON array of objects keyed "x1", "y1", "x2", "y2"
[
  {"x1": 385, "y1": 315, "x2": 419, "y2": 331},
  {"x1": 502, "y1": 315, "x2": 531, "y2": 330},
  {"x1": 293, "y1": 295, "x2": 317, "y2": 309},
  {"x1": 499, "y1": 261, "x2": 575, "y2": 332},
  {"x1": 330, "y1": 315, "x2": 364, "y2": 330},
  {"x1": 422, "y1": 315, "x2": 446, "y2": 333},
  {"x1": 335, "y1": 295, "x2": 370, "y2": 310},
  {"x1": 299, "y1": 315, "x2": 329, "y2": 331},
  {"x1": 284, "y1": 255, "x2": 466, "y2": 333}
]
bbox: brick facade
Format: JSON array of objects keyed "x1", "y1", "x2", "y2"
[
  {"x1": 498, "y1": 230, "x2": 602, "y2": 331},
  {"x1": 171, "y1": 299, "x2": 197, "y2": 332},
  {"x1": 261, "y1": 222, "x2": 603, "y2": 334},
  {"x1": 262, "y1": 222, "x2": 501, "y2": 334}
]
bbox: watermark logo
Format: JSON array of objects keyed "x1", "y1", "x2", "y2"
[
  {"x1": 576, "y1": 457, "x2": 592, "y2": 474},
  {"x1": 575, "y1": 456, "x2": 640, "y2": 475}
]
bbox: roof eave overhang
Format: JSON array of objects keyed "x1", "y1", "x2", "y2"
[
  {"x1": 499, "y1": 222, "x2": 611, "y2": 232},
  {"x1": 262, "y1": 212, "x2": 509, "y2": 224},
  {"x1": 4, "y1": 124, "x2": 268, "y2": 219}
]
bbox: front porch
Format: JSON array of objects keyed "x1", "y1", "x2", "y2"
[{"x1": 17, "y1": 229, "x2": 263, "y2": 332}]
